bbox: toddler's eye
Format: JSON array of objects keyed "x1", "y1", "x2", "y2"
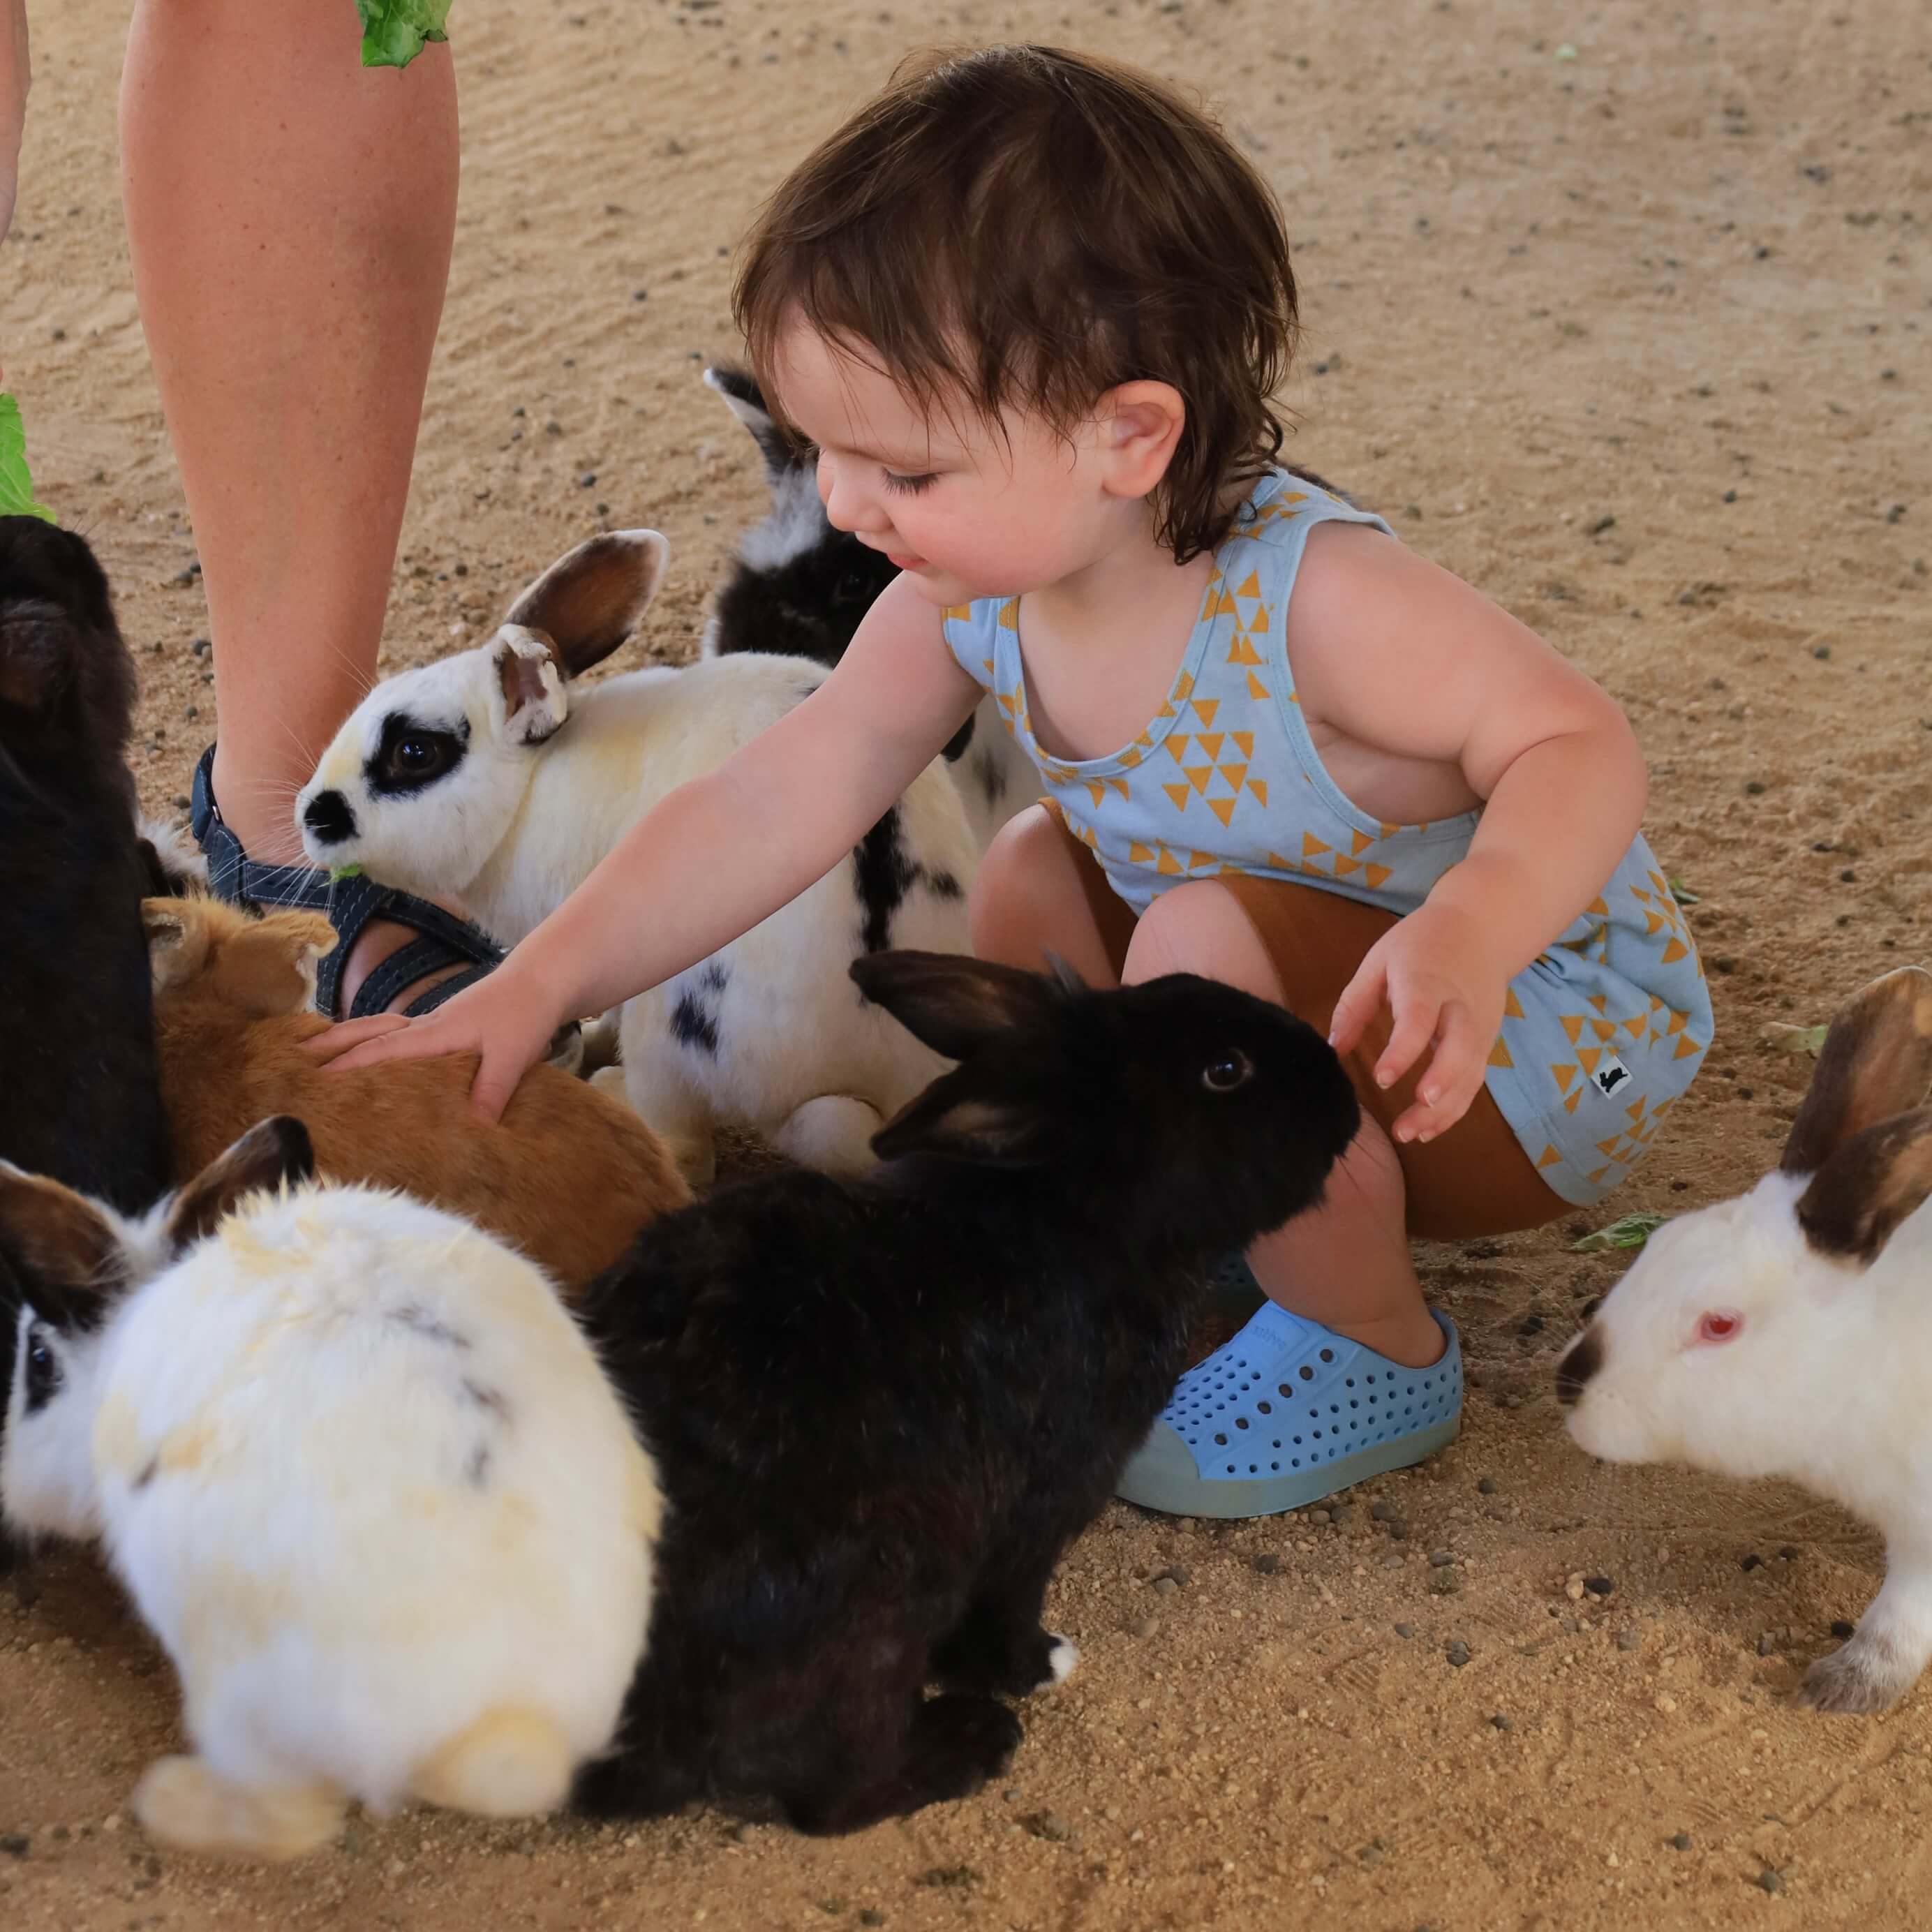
[
  {"x1": 1202, "y1": 1050, "x2": 1254, "y2": 1093},
  {"x1": 881, "y1": 470, "x2": 937, "y2": 496},
  {"x1": 1695, "y1": 1309, "x2": 1743, "y2": 1345}
]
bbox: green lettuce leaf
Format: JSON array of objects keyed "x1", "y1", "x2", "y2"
[
  {"x1": 357, "y1": 0, "x2": 452, "y2": 70},
  {"x1": 0, "y1": 394, "x2": 54, "y2": 523},
  {"x1": 1569, "y1": 1210, "x2": 1668, "y2": 1253}
]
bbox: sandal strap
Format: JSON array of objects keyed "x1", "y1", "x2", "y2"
[
  {"x1": 349, "y1": 935, "x2": 463, "y2": 1019},
  {"x1": 191, "y1": 745, "x2": 330, "y2": 911},
  {"x1": 191, "y1": 743, "x2": 505, "y2": 1020},
  {"x1": 402, "y1": 960, "x2": 496, "y2": 1020}
]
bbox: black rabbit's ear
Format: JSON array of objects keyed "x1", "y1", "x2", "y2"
[
  {"x1": 164, "y1": 1117, "x2": 315, "y2": 1254},
  {"x1": 850, "y1": 951, "x2": 1068, "y2": 1062},
  {"x1": 870, "y1": 1067, "x2": 1053, "y2": 1168},
  {"x1": 704, "y1": 364, "x2": 806, "y2": 482},
  {"x1": 0, "y1": 1165, "x2": 127, "y2": 1331}
]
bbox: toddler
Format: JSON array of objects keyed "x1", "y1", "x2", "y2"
[{"x1": 324, "y1": 45, "x2": 1712, "y2": 1518}]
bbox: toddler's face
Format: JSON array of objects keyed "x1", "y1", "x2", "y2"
[{"x1": 770, "y1": 321, "x2": 1138, "y2": 607}]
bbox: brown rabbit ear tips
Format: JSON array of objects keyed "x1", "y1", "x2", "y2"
[
  {"x1": 1795, "y1": 1105, "x2": 1932, "y2": 1267},
  {"x1": 0, "y1": 1168, "x2": 127, "y2": 1326},
  {"x1": 165, "y1": 1117, "x2": 315, "y2": 1253},
  {"x1": 1782, "y1": 966, "x2": 1932, "y2": 1177}
]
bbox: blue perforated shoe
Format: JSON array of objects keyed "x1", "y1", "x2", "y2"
[{"x1": 1116, "y1": 1281, "x2": 1462, "y2": 1519}]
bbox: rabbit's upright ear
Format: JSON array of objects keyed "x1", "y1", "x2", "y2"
[
  {"x1": 0, "y1": 1165, "x2": 126, "y2": 1330},
  {"x1": 142, "y1": 896, "x2": 212, "y2": 995},
  {"x1": 870, "y1": 1066, "x2": 1054, "y2": 1168},
  {"x1": 849, "y1": 951, "x2": 1072, "y2": 1062},
  {"x1": 164, "y1": 1117, "x2": 315, "y2": 1254},
  {"x1": 704, "y1": 364, "x2": 803, "y2": 483},
  {"x1": 503, "y1": 530, "x2": 671, "y2": 679},
  {"x1": 1796, "y1": 1105, "x2": 1932, "y2": 1266},
  {"x1": 1782, "y1": 967, "x2": 1932, "y2": 1177},
  {"x1": 211, "y1": 912, "x2": 339, "y2": 1018}
]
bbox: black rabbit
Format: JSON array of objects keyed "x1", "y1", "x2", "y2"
[
  {"x1": 574, "y1": 950, "x2": 1358, "y2": 1834},
  {"x1": 0, "y1": 516, "x2": 170, "y2": 1212},
  {"x1": 0, "y1": 518, "x2": 172, "y2": 1540}
]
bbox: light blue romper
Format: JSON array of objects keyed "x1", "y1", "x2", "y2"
[{"x1": 940, "y1": 468, "x2": 1714, "y2": 1207}]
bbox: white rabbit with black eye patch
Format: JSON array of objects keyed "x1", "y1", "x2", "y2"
[
  {"x1": 295, "y1": 528, "x2": 979, "y2": 1187},
  {"x1": 1557, "y1": 965, "x2": 1932, "y2": 1715},
  {"x1": 698, "y1": 362, "x2": 1036, "y2": 851},
  {"x1": 0, "y1": 1117, "x2": 660, "y2": 1862}
]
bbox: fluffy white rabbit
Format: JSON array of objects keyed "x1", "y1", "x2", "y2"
[
  {"x1": 1559, "y1": 964, "x2": 1932, "y2": 1713},
  {"x1": 295, "y1": 530, "x2": 979, "y2": 1186},
  {"x1": 0, "y1": 1117, "x2": 661, "y2": 1859}
]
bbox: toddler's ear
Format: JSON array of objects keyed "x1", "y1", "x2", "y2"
[{"x1": 1097, "y1": 380, "x2": 1187, "y2": 501}]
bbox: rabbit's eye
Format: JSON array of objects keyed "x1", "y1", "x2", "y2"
[
  {"x1": 1695, "y1": 1309, "x2": 1743, "y2": 1346},
  {"x1": 396, "y1": 738, "x2": 438, "y2": 771},
  {"x1": 1202, "y1": 1049, "x2": 1254, "y2": 1093},
  {"x1": 835, "y1": 570, "x2": 876, "y2": 604},
  {"x1": 23, "y1": 1327, "x2": 61, "y2": 1411}
]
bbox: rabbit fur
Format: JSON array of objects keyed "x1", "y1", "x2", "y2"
[
  {"x1": 1558, "y1": 963, "x2": 1932, "y2": 1714},
  {"x1": 144, "y1": 893, "x2": 688, "y2": 1291},
  {"x1": 570, "y1": 951, "x2": 1360, "y2": 1834},
  {"x1": 0, "y1": 519, "x2": 172, "y2": 1559},
  {"x1": 0, "y1": 517, "x2": 170, "y2": 1215},
  {"x1": 0, "y1": 1117, "x2": 662, "y2": 1860},
  {"x1": 698, "y1": 362, "x2": 1036, "y2": 851},
  {"x1": 295, "y1": 528, "x2": 980, "y2": 1187}
]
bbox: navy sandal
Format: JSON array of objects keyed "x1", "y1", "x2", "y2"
[{"x1": 190, "y1": 745, "x2": 505, "y2": 1023}]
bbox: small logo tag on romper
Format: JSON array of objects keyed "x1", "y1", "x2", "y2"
[{"x1": 1590, "y1": 1051, "x2": 1633, "y2": 1100}]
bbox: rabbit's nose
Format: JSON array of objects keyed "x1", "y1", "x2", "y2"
[
  {"x1": 302, "y1": 790, "x2": 357, "y2": 846},
  {"x1": 1554, "y1": 1328, "x2": 1604, "y2": 1406}
]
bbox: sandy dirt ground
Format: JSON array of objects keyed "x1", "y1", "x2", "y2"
[{"x1": 2, "y1": 0, "x2": 1930, "y2": 1925}]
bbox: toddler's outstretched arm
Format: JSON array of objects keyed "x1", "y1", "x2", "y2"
[{"x1": 315, "y1": 576, "x2": 979, "y2": 1118}]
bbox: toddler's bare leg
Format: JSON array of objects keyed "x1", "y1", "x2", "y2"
[
  {"x1": 968, "y1": 805, "x2": 1123, "y2": 987},
  {"x1": 1124, "y1": 882, "x2": 1444, "y2": 1369}
]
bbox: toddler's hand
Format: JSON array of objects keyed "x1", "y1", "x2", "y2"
[
  {"x1": 304, "y1": 960, "x2": 567, "y2": 1123},
  {"x1": 1328, "y1": 902, "x2": 1509, "y2": 1145}
]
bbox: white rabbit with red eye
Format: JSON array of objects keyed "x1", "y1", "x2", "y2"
[
  {"x1": 0, "y1": 1118, "x2": 662, "y2": 1862},
  {"x1": 1557, "y1": 965, "x2": 1932, "y2": 1714}
]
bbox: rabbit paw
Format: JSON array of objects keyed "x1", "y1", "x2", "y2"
[
  {"x1": 1796, "y1": 1635, "x2": 1915, "y2": 1715},
  {"x1": 133, "y1": 1755, "x2": 343, "y2": 1861}
]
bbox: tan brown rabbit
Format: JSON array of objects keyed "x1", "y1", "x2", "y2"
[{"x1": 144, "y1": 896, "x2": 688, "y2": 1292}]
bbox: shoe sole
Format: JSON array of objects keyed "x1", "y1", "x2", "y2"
[{"x1": 1117, "y1": 1411, "x2": 1462, "y2": 1519}]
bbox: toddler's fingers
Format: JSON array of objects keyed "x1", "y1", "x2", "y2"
[
  {"x1": 1395, "y1": 1006, "x2": 1485, "y2": 1142},
  {"x1": 1372, "y1": 989, "x2": 1439, "y2": 1098},
  {"x1": 320, "y1": 1020, "x2": 461, "y2": 1074},
  {"x1": 300, "y1": 1013, "x2": 411, "y2": 1063},
  {"x1": 468, "y1": 1046, "x2": 526, "y2": 1124},
  {"x1": 1328, "y1": 958, "x2": 1388, "y2": 1057}
]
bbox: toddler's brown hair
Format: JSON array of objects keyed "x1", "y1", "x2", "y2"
[{"x1": 734, "y1": 44, "x2": 1299, "y2": 564}]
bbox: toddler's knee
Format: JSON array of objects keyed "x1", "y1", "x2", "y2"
[
  {"x1": 967, "y1": 805, "x2": 1061, "y2": 953},
  {"x1": 1127, "y1": 881, "x2": 1281, "y2": 1000}
]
